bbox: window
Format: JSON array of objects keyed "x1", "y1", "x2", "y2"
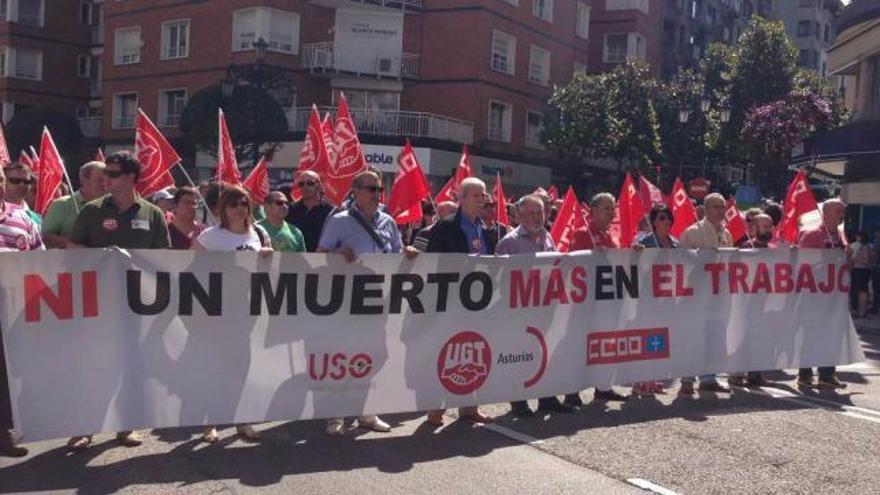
[
  {"x1": 690, "y1": 0, "x2": 697, "y2": 18},
  {"x1": 628, "y1": 33, "x2": 646, "y2": 61},
  {"x1": 114, "y1": 26, "x2": 141, "y2": 65},
  {"x1": 503, "y1": 0, "x2": 518, "y2": 5},
  {"x1": 232, "y1": 7, "x2": 300, "y2": 54},
  {"x1": 488, "y1": 100, "x2": 512, "y2": 142},
  {"x1": 159, "y1": 89, "x2": 186, "y2": 127},
  {"x1": 576, "y1": 2, "x2": 590, "y2": 39},
  {"x1": 603, "y1": 34, "x2": 628, "y2": 63},
  {"x1": 80, "y1": 1, "x2": 92, "y2": 25},
  {"x1": 798, "y1": 49, "x2": 818, "y2": 69},
  {"x1": 814, "y1": 21, "x2": 821, "y2": 40},
  {"x1": 113, "y1": 93, "x2": 138, "y2": 129},
  {"x1": 16, "y1": 0, "x2": 43, "y2": 27},
  {"x1": 607, "y1": 0, "x2": 649, "y2": 13},
  {"x1": 491, "y1": 30, "x2": 516, "y2": 75},
  {"x1": 77, "y1": 54, "x2": 90, "y2": 78},
  {"x1": 797, "y1": 20, "x2": 810, "y2": 37},
  {"x1": 532, "y1": 0, "x2": 553, "y2": 22},
  {"x1": 0, "y1": 48, "x2": 43, "y2": 80},
  {"x1": 525, "y1": 111, "x2": 544, "y2": 149},
  {"x1": 528, "y1": 45, "x2": 550, "y2": 85},
  {"x1": 161, "y1": 19, "x2": 189, "y2": 60}
]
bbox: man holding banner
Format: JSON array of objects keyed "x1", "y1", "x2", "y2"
[{"x1": 41, "y1": 161, "x2": 107, "y2": 248}]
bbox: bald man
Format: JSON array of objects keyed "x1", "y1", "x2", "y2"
[{"x1": 287, "y1": 170, "x2": 334, "y2": 252}]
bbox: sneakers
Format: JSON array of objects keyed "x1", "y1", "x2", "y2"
[
  {"x1": 326, "y1": 418, "x2": 345, "y2": 436},
  {"x1": 563, "y1": 393, "x2": 584, "y2": 408},
  {"x1": 236, "y1": 424, "x2": 260, "y2": 442},
  {"x1": 727, "y1": 376, "x2": 747, "y2": 387},
  {"x1": 1, "y1": 429, "x2": 27, "y2": 457},
  {"x1": 116, "y1": 430, "x2": 143, "y2": 447},
  {"x1": 817, "y1": 375, "x2": 847, "y2": 390},
  {"x1": 698, "y1": 381, "x2": 731, "y2": 393},
  {"x1": 202, "y1": 427, "x2": 219, "y2": 444},
  {"x1": 510, "y1": 401, "x2": 535, "y2": 417},
  {"x1": 67, "y1": 435, "x2": 93, "y2": 451},
  {"x1": 594, "y1": 388, "x2": 629, "y2": 402},
  {"x1": 747, "y1": 374, "x2": 771, "y2": 387},
  {"x1": 358, "y1": 416, "x2": 391, "y2": 432},
  {"x1": 797, "y1": 376, "x2": 815, "y2": 388}
]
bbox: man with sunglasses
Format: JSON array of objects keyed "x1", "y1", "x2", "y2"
[
  {"x1": 66, "y1": 151, "x2": 170, "y2": 450},
  {"x1": 3, "y1": 162, "x2": 42, "y2": 227},
  {"x1": 258, "y1": 190, "x2": 305, "y2": 252},
  {"x1": 287, "y1": 170, "x2": 333, "y2": 252}
]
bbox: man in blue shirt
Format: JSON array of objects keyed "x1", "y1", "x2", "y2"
[{"x1": 317, "y1": 170, "x2": 417, "y2": 435}]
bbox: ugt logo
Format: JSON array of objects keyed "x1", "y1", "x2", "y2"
[
  {"x1": 309, "y1": 352, "x2": 373, "y2": 381},
  {"x1": 437, "y1": 331, "x2": 492, "y2": 395}
]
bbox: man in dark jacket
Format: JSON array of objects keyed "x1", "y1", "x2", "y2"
[{"x1": 424, "y1": 177, "x2": 495, "y2": 426}]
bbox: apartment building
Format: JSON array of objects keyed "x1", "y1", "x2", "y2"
[{"x1": 770, "y1": 0, "x2": 842, "y2": 76}]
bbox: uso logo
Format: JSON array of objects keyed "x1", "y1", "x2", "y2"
[
  {"x1": 587, "y1": 328, "x2": 670, "y2": 365},
  {"x1": 309, "y1": 352, "x2": 373, "y2": 381},
  {"x1": 437, "y1": 331, "x2": 492, "y2": 395}
]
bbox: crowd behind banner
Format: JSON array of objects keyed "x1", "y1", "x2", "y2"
[{"x1": 0, "y1": 100, "x2": 876, "y2": 458}]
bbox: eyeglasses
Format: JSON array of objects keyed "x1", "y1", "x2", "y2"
[
  {"x1": 297, "y1": 180, "x2": 317, "y2": 187},
  {"x1": 7, "y1": 177, "x2": 34, "y2": 185},
  {"x1": 359, "y1": 185, "x2": 384, "y2": 193},
  {"x1": 271, "y1": 200, "x2": 289, "y2": 207},
  {"x1": 104, "y1": 169, "x2": 128, "y2": 179}
]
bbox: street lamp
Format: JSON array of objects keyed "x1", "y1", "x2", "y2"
[
  {"x1": 700, "y1": 96, "x2": 711, "y2": 113},
  {"x1": 720, "y1": 108, "x2": 731, "y2": 123},
  {"x1": 678, "y1": 109, "x2": 691, "y2": 124}
]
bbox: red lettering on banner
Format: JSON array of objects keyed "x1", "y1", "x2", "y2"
[
  {"x1": 705, "y1": 263, "x2": 725, "y2": 294},
  {"x1": 817, "y1": 264, "x2": 835, "y2": 293},
  {"x1": 675, "y1": 264, "x2": 694, "y2": 296},
  {"x1": 838, "y1": 264, "x2": 849, "y2": 292},
  {"x1": 751, "y1": 262, "x2": 772, "y2": 293},
  {"x1": 728, "y1": 262, "x2": 749, "y2": 294},
  {"x1": 543, "y1": 268, "x2": 569, "y2": 305},
  {"x1": 24, "y1": 271, "x2": 100, "y2": 322},
  {"x1": 510, "y1": 269, "x2": 540, "y2": 308},
  {"x1": 569, "y1": 266, "x2": 588, "y2": 303},
  {"x1": 652, "y1": 264, "x2": 673, "y2": 297},
  {"x1": 774, "y1": 263, "x2": 793, "y2": 293},
  {"x1": 795, "y1": 264, "x2": 817, "y2": 293}
]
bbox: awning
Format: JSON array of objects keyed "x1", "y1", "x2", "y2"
[{"x1": 790, "y1": 121, "x2": 880, "y2": 177}]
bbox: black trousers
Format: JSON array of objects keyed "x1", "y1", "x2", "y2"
[
  {"x1": 0, "y1": 333, "x2": 12, "y2": 430},
  {"x1": 799, "y1": 366, "x2": 835, "y2": 380}
]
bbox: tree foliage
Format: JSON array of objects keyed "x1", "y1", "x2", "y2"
[{"x1": 6, "y1": 107, "x2": 83, "y2": 158}]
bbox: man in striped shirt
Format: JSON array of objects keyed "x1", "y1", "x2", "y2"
[{"x1": 0, "y1": 165, "x2": 44, "y2": 457}]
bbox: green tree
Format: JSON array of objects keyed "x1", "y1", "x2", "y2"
[
  {"x1": 6, "y1": 107, "x2": 84, "y2": 179},
  {"x1": 605, "y1": 61, "x2": 663, "y2": 174},
  {"x1": 655, "y1": 68, "x2": 707, "y2": 181}
]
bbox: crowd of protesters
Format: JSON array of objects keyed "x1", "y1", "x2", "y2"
[{"x1": 0, "y1": 150, "x2": 874, "y2": 458}]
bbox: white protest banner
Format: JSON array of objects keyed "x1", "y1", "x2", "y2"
[{"x1": 0, "y1": 248, "x2": 863, "y2": 441}]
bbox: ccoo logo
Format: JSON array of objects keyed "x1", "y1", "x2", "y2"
[{"x1": 437, "y1": 331, "x2": 492, "y2": 395}]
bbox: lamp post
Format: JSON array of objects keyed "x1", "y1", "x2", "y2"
[{"x1": 678, "y1": 96, "x2": 731, "y2": 181}]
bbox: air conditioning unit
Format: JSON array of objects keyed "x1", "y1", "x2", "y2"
[{"x1": 376, "y1": 57, "x2": 394, "y2": 75}]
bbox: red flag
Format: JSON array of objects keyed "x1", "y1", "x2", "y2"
[
  {"x1": 724, "y1": 197, "x2": 747, "y2": 242},
  {"x1": 494, "y1": 172, "x2": 509, "y2": 227},
  {"x1": 777, "y1": 170, "x2": 819, "y2": 243},
  {"x1": 550, "y1": 187, "x2": 586, "y2": 253},
  {"x1": 0, "y1": 124, "x2": 10, "y2": 167},
  {"x1": 95, "y1": 147, "x2": 105, "y2": 163},
  {"x1": 388, "y1": 139, "x2": 431, "y2": 224},
  {"x1": 434, "y1": 144, "x2": 473, "y2": 204},
  {"x1": 547, "y1": 185, "x2": 559, "y2": 202},
  {"x1": 243, "y1": 156, "x2": 271, "y2": 205},
  {"x1": 215, "y1": 109, "x2": 242, "y2": 185},
  {"x1": 322, "y1": 112, "x2": 336, "y2": 167},
  {"x1": 34, "y1": 127, "x2": 65, "y2": 216},
  {"x1": 323, "y1": 94, "x2": 367, "y2": 206},
  {"x1": 18, "y1": 149, "x2": 35, "y2": 171},
  {"x1": 291, "y1": 106, "x2": 332, "y2": 202},
  {"x1": 618, "y1": 172, "x2": 644, "y2": 247},
  {"x1": 667, "y1": 177, "x2": 698, "y2": 238},
  {"x1": 639, "y1": 175, "x2": 665, "y2": 212},
  {"x1": 136, "y1": 108, "x2": 182, "y2": 197}
]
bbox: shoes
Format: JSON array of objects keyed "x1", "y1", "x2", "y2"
[
  {"x1": 236, "y1": 424, "x2": 261, "y2": 442},
  {"x1": 67, "y1": 435, "x2": 92, "y2": 451},
  {"x1": 510, "y1": 402, "x2": 535, "y2": 418},
  {"x1": 678, "y1": 382, "x2": 696, "y2": 396},
  {"x1": 326, "y1": 419, "x2": 345, "y2": 436},
  {"x1": 1, "y1": 429, "x2": 27, "y2": 457},
  {"x1": 202, "y1": 427, "x2": 219, "y2": 444},
  {"x1": 631, "y1": 383, "x2": 654, "y2": 397},
  {"x1": 727, "y1": 376, "x2": 747, "y2": 387},
  {"x1": 116, "y1": 430, "x2": 143, "y2": 447},
  {"x1": 537, "y1": 398, "x2": 576, "y2": 414},
  {"x1": 747, "y1": 374, "x2": 771, "y2": 387},
  {"x1": 594, "y1": 389, "x2": 629, "y2": 402},
  {"x1": 460, "y1": 411, "x2": 494, "y2": 424},
  {"x1": 817, "y1": 376, "x2": 847, "y2": 390},
  {"x1": 797, "y1": 376, "x2": 815, "y2": 388},
  {"x1": 425, "y1": 412, "x2": 444, "y2": 427},
  {"x1": 358, "y1": 416, "x2": 391, "y2": 432},
  {"x1": 563, "y1": 393, "x2": 584, "y2": 408},
  {"x1": 699, "y1": 381, "x2": 731, "y2": 393}
]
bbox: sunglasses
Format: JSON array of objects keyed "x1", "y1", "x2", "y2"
[
  {"x1": 297, "y1": 180, "x2": 317, "y2": 187},
  {"x1": 359, "y1": 185, "x2": 384, "y2": 193},
  {"x1": 7, "y1": 177, "x2": 34, "y2": 185},
  {"x1": 104, "y1": 169, "x2": 129, "y2": 178},
  {"x1": 271, "y1": 200, "x2": 289, "y2": 207}
]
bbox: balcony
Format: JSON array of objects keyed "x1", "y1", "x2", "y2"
[
  {"x1": 309, "y1": 0, "x2": 423, "y2": 11},
  {"x1": 78, "y1": 117, "x2": 101, "y2": 138},
  {"x1": 287, "y1": 106, "x2": 473, "y2": 144},
  {"x1": 302, "y1": 42, "x2": 419, "y2": 79}
]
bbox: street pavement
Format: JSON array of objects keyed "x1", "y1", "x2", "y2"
[{"x1": 3, "y1": 320, "x2": 880, "y2": 494}]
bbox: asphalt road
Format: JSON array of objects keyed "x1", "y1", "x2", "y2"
[{"x1": 3, "y1": 326, "x2": 880, "y2": 494}]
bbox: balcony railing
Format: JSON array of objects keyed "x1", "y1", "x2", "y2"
[
  {"x1": 302, "y1": 42, "x2": 419, "y2": 79},
  {"x1": 78, "y1": 117, "x2": 101, "y2": 138},
  {"x1": 287, "y1": 106, "x2": 473, "y2": 144}
]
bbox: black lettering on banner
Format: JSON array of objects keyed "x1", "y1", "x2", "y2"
[
  {"x1": 305, "y1": 274, "x2": 345, "y2": 315},
  {"x1": 179, "y1": 272, "x2": 222, "y2": 316},
  {"x1": 351, "y1": 274, "x2": 385, "y2": 315},
  {"x1": 595, "y1": 266, "x2": 615, "y2": 300},
  {"x1": 616, "y1": 265, "x2": 639, "y2": 299},
  {"x1": 250, "y1": 273, "x2": 297, "y2": 315},
  {"x1": 127, "y1": 270, "x2": 170, "y2": 315},
  {"x1": 389, "y1": 273, "x2": 425, "y2": 314},
  {"x1": 460, "y1": 272, "x2": 492, "y2": 311},
  {"x1": 427, "y1": 272, "x2": 459, "y2": 312}
]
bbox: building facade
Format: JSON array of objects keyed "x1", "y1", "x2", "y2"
[{"x1": 769, "y1": 0, "x2": 842, "y2": 77}]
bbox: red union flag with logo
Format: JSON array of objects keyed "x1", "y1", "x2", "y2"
[
  {"x1": 668, "y1": 177, "x2": 697, "y2": 238},
  {"x1": 777, "y1": 170, "x2": 819, "y2": 243},
  {"x1": 0, "y1": 124, "x2": 11, "y2": 167},
  {"x1": 387, "y1": 139, "x2": 430, "y2": 224},
  {"x1": 34, "y1": 127, "x2": 65, "y2": 216},
  {"x1": 639, "y1": 175, "x2": 665, "y2": 212},
  {"x1": 724, "y1": 197, "x2": 747, "y2": 242},
  {"x1": 494, "y1": 172, "x2": 509, "y2": 227},
  {"x1": 291, "y1": 106, "x2": 332, "y2": 202},
  {"x1": 242, "y1": 156, "x2": 271, "y2": 205},
  {"x1": 215, "y1": 109, "x2": 242, "y2": 185},
  {"x1": 135, "y1": 108, "x2": 181, "y2": 197},
  {"x1": 618, "y1": 173, "x2": 644, "y2": 247},
  {"x1": 550, "y1": 187, "x2": 586, "y2": 253},
  {"x1": 434, "y1": 144, "x2": 473, "y2": 204},
  {"x1": 322, "y1": 112, "x2": 336, "y2": 167},
  {"x1": 323, "y1": 94, "x2": 366, "y2": 205}
]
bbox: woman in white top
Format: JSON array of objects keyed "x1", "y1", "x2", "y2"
[{"x1": 192, "y1": 185, "x2": 272, "y2": 443}]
